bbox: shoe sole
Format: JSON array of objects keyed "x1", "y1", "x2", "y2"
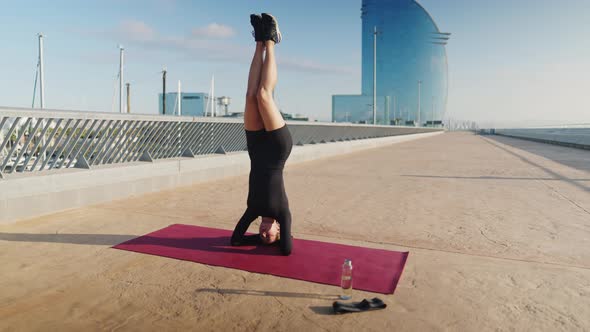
[{"x1": 250, "y1": 14, "x2": 263, "y2": 41}]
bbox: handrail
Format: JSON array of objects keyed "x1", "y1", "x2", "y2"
[{"x1": 0, "y1": 107, "x2": 441, "y2": 177}]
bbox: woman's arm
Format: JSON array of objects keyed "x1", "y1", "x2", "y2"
[
  {"x1": 277, "y1": 209, "x2": 292, "y2": 256},
  {"x1": 231, "y1": 207, "x2": 261, "y2": 246}
]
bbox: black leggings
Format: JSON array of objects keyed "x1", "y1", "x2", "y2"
[{"x1": 231, "y1": 124, "x2": 293, "y2": 255}]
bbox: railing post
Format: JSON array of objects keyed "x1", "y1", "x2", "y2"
[
  {"x1": 139, "y1": 151, "x2": 154, "y2": 162},
  {"x1": 215, "y1": 146, "x2": 227, "y2": 154},
  {"x1": 74, "y1": 156, "x2": 91, "y2": 169},
  {"x1": 182, "y1": 148, "x2": 195, "y2": 158}
]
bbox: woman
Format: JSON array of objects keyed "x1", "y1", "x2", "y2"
[{"x1": 230, "y1": 13, "x2": 293, "y2": 256}]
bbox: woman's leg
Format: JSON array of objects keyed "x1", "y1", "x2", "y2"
[
  {"x1": 244, "y1": 42, "x2": 265, "y2": 131},
  {"x1": 256, "y1": 40, "x2": 286, "y2": 131}
]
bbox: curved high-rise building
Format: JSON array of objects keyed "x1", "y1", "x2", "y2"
[{"x1": 333, "y1": 0, "x2": 449, "y2": 126}]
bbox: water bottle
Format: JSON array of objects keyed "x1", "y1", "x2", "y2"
[{"x1": 340, "y1": 259, "x2": 353, "y2": 300}]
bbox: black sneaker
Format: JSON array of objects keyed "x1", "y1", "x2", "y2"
[
  {"x1": 250, "y1": 14, "x2": 264, "y2": 42},
  {"x1": 261, "y1": 13, "x2": 282, "y2": 44}
]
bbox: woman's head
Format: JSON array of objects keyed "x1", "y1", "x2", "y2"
[{"x1": 259, "y1": 217, "x2": 280, "y2": 244}]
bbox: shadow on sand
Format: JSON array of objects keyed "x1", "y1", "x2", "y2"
[
  {"x1": 0, "y1": 232, "x2": 283, "y2": 255},
  {"x1": 196, "y1": 288, "x2": 340, "y2": 300},
  {"x1": 196, "y1": 288, "x2": 340, "y2": 315},
  {"x1": 0, "y1": 233, "x2": 137, "y2": 245}
]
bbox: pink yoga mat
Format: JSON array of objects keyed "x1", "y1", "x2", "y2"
[{"x1": 113, "y1": 224, "x2": 408, "y2": 294}]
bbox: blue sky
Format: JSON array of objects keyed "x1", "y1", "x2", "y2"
[{"x1": 1, "y1": 0, "x2": 589, "y2": 126}]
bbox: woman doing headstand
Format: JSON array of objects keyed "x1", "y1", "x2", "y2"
[{"x1": 230, "y1": 13, "x2": 293, "y2": 256}]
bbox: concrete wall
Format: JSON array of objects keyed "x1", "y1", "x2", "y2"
[{"x1": 0, "y1": 131, "x2": 443, "y2": 225}]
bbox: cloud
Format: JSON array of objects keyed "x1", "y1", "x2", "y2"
[
  {"x1": 191, "y1": 23, "x2": 236, "y2": 39},
  {"x1": 137, "y1": 35, "x2": 251, "y2": 63},
  {"x1": 81, "y1": 20, "x2": 355, "y2": 75},
  {"x1": 118, "y1": 19, "x2": 156, "y2": 42},
  {"x1": 108, "y1": 20, "x2": 246, "y2": 63},
  {"x1": 280, "y1": 57, "x2": 360, "y2": 76}
]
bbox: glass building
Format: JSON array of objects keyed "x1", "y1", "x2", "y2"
[
  {"x1": 332, "y1": 95, "x2": 390, "y2": 124},
  {"x1": 333, "y1": 0, "x2": 449, "y2": 126},
  {"x1": 158, "y1": 92, "x2": 210, "y2": 116}
]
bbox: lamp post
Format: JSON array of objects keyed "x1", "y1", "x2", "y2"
[
  {"x1": 162, "y1": 67, "x2": 167, "y2": 115},
  {"x1": 38, "y1": 33, "x2": 47, "y2": 164},
  {"x1": 38, "y1": 34, "x2": 45, "y2": 109},
  {"x1": 126, "y1": 83, "x2": 130, "y2": 113},
  {"x1": 393, "y1": 95, "x2": 397, "y2": 125},
  {"x1": 177, "y1": 80, "x2": 182, "y2": 116},
  {"x1": 118, "y1": 45, "x2": 124, "y2": 113},
  {"x1": 372, "y1": 26, "x2": 381, "y2": 125},
  {"x1": 417, "y1": 80, "x2": 422, "y2": 127}
]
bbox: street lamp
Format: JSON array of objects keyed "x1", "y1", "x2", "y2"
[
  {"x1": 417, "y1": 80, "x2": 422, "y2": 127},
  {"x1": 118, "y1": 45, "x2": 125, "y2": 114},
  {"x1": 372, "y1": 26, "x2": 381, "y2": 125}
]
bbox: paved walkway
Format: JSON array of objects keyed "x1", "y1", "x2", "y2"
[{"x1": 1, "y1": 132, "x2": 589, "y2": 331}]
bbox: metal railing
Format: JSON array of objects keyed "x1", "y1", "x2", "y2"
[{"x1": 0, "y1": 107, "x2": 440, "y2": 177}]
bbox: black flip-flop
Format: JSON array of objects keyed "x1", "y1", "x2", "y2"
[{"x1": 332, "y1": 297, "x2": 387, "y2": 314}]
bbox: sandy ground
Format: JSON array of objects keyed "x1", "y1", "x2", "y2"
[{"x1": 1, "y1": 132, "x2": 589, "y2": 332}]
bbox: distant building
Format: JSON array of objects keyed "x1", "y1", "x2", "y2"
[
  {"x1": 332, "y1": 95, "x2": 390, "y2": 124},
  {"x1": 281, "y1": 112, "x2": 310, "y2": 121},
  {"x1": 158, "y1": 92, "x2": 209, "y2": 116},
  {"x1": 332, "y1": 0, "x2": 450, "y2": 126},
  {"x1": 221, "y1": 111, "x2": 244, "y2": 118}
]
